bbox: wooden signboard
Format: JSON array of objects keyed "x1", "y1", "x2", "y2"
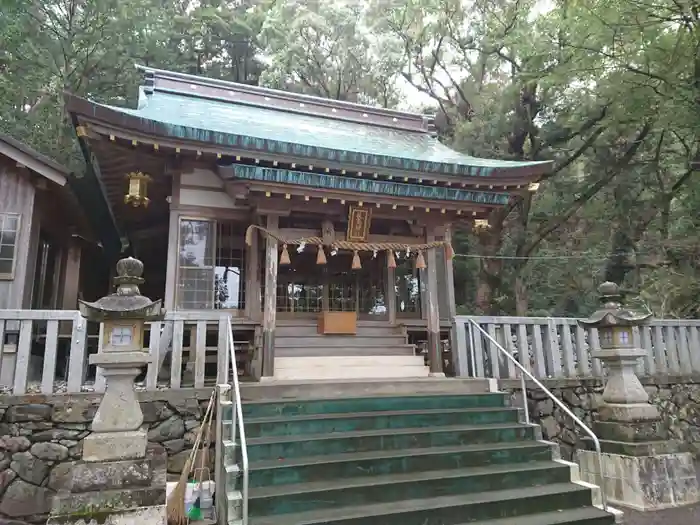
[{"x1": 346, "y1": 206, "x2": 372, "y2": 243}]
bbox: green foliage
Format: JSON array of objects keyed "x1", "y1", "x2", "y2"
[{"x1": 1, "y1": 0, "x2": 699, "y2": 318}]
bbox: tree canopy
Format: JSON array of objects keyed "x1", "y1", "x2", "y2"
[{"x1": 2, "y1": 0, "x2": 698, "y2": 317}]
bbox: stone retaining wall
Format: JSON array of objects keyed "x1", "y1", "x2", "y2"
[
  {"x1": 501, "y1": 375, "x2": 700, "y2": 461},
  {"x1": 0, "y1": 389, "x2": 214, "y2": 525}
]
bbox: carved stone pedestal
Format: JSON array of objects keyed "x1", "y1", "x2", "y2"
[{"x1": 47, "y1": 445, "x2": 167, "y2": 525}]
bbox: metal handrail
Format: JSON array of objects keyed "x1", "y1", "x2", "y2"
[
  {"x1": 467, "y1": 319, "x2": 608, "y2": 511},
  {"x1": 227, "y1": 318, "x2": 250, "y2": 524}
]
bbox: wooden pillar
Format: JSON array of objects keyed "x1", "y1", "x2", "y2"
[
  {"x1": 386, "y1": 253, "x2": 396, "y2": 324},
  {"x1": 444, "y1": 224, "x2": 461, "y2": 376},
  {"x1": 61, "y1": 239, "x2": 82, "y2": 310},
  {"x1": 261, "y1": 214, "x2": 279, "y2": 378},
  {"x1": 425, "y1": 227, "x2": 444, "y2": 376},
  {"x1": 163, "y1": 210, "x2": 179, "y2": 310},
  {"x1": 244, "y1": 219, "x2": 261, "y2": 320}
]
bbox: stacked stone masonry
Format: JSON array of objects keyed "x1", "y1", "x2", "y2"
[
  {"x1": 0, "y1": 379, "x2": 698, "y2": 523},
  {"x1": 503, "y1": 376, "x2": 700, "y2": 461},
  {"x1": 0, "y1": 390, "x2": 214, "y2": 525}
]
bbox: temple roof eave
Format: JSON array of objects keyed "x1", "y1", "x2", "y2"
[{"x1": 65, "y1": 92, "x2": 553, "y2": 182}]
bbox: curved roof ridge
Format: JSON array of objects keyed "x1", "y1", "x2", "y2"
[{"x1": 135, "y1": 65, "x2": 435, "y2": 134}]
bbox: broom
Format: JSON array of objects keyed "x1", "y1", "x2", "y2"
[{"x1": 166, "y1": 390, "x2": 216, "y2": 525}]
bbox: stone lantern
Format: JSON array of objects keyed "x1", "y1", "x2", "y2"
[
  {"x1": 578, "y1": 281, "x2": 652, "y2": 414},
  {"x1": 48, "y1": 256, "x2": 168, "y2": 525},
  {"x1": 78, "y1": 256, "x2": 163, "y2": 461},
  {"x1": 575, "y1": 281, "x2": 699, "y2": 511}
]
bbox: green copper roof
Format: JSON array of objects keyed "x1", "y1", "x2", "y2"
[
  {"x1": 222, "y1": 165, "x2": 510, "y2": 205},
  {"x1": 92, "y1": 82, "x2": 550, "y2": 178}
]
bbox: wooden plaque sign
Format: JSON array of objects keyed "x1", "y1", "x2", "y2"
[{"x1": 346, "y1": 206, "x2": 372, "y2": 243}]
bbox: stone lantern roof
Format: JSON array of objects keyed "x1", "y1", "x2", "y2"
[
  {"x1": 79, "y1": 256, "x2": 163, "y2": 322},
  {"x1": 578, "y1": 282, "x2": 651, "y2": 329}
]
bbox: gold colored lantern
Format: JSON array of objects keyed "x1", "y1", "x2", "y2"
[{"x1": 124, "y1": 172, "x2": 151, "y2": 208}]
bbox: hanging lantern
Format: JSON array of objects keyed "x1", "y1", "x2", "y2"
[
  {"x1": 316, "y1": 246, "x2": 327, "y2": 265},
  {"x1": 352, "y1": 250, "x2": 362, "y2": 270},
  {"x1": 279, "y1": 244, "x2": 291, "y2": 265},
  {"x1": 387, "y1": 249, "x2": 397, "y2": 269},
  {"x1": 415, "y1": 250, "x2": 426, "y2": 270},
  {"x1": 124, "y1": 172, "x2": 151, "y2": 208}
]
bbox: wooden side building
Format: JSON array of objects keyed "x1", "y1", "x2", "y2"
[{"x1": 65, "y1": 66, "x2": 552, "y2": 380}]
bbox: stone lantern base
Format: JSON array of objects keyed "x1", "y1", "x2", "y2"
[
  {"x1": 577, "y1": 448, "x2": 698, "y2": 511},
  {"x1": 47, "y1": 445, "x2": 167, "y2": 525},
  {"x1": 577, "y1": 405, "x2": 699, "y2": 511}
]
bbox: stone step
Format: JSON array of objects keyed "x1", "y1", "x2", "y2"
[
  {"x1": 248, "y1": 483, "x2": 596, "y2": 525},
  {"x1": 273, "y1": 335, "x2": 408, "y2": 347},
  {"x1": 243, "y1": 422, "x2": 535, "y2": 462},
  {"x1": 249, "y1": 461, "x2": 572, "y2": 517},
  {"x1": 273, "y1": 365, "x2": 429, "y2": 380},
  {"x1": 241, "y1": 393, "x2": 508, "y2": 419},
  {"x1": 276, "y1": 324, "x2": 401, "y2": 337},
  {"x1": 244, "y1": 407, "x2": 520, "y2": 439},
  {"x1": 272, "y1": 355, "x2": 429, "y2": 380},
  {"x1": 466, "y1": 507, "x2": 616, "y2": 525},
  {"x1": 240, "y1": 378, "x2": 491, "y2": 402},
  {"x1": 274, "y1": 345, "x2": 415, "y2": 357},
  {"x1": 245, "y1": 442, "x2": 551, "y2": 488},
  {"x1": 274, "y1": 355, "x2": 421, "y2": 367}
]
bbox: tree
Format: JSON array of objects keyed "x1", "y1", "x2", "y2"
[{"x1": 256, "y1": 0, "x2": 404, "y2": 105}]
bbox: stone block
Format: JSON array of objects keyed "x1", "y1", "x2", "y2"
[
  {"x1": 82, "y1": 430, "x2": 147, "y2": 462},
  {"x1": 577, "y1": 448, "x2": 700, "y2": 511},
  {"x1": 594, "y1": 420, "x2": 666, "y2": 443},
  {"x1": 62, "y1": 458, "x2": 154, "y2": 493},
  {"x1": 46, "y1": 504, "x2": 166, "y2": 525},
  {"x1": 51, "y1": 486, "x2": 166, "y2": 516}
]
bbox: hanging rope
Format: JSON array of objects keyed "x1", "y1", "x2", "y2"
[{"x1": 245, "y1": 224, "x2": 454, "y2": 270}]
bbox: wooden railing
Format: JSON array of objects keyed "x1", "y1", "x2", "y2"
[
  {"x1": 0, "y1": 310, "x2": 255, "y2": 396},
  {"x1": 453, "y1": 315, "x2": 700, "y2": 379}
]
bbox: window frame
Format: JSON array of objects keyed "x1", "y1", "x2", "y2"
[
  {"x1": 175, "y1": 216, "x2": 217, "y2": 311},
  {"x1": 0, "y1": 212, "x2": 21, "y2": 281}
]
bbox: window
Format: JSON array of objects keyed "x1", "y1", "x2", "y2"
[
  {"x1": 176, "y1": 218, "x2": 247, "y2": 310},
  {"x1": 110, "y1": 326, "x2": 134, "y2": 346},
  {"x1": 0, "y1": 213, "x2": 20, "y2": 279}
]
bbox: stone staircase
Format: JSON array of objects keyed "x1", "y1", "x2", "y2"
[
  {"x1": 220, "y1": 380, "x2": 616, "y2": 525},
  {"x1": 273, "y1": 321, "x2": 428, "y2": 380}
]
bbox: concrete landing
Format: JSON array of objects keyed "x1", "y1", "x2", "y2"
[
  {"x1": 241, "y1": 377, "x2": 492, "y2": 401},
  {"x1": 273, "y1": 355, "x2": 430, "y2": 380}
]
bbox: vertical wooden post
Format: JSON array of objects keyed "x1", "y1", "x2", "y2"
[
  {"x1": 61, "y1": 239, "x2": 82, "y2": 309},
  {"x1": 262, "y1": 215, "x2": 279, "y2": 378},
  {"x1": 386, "y1": 252, "x2": 396, "y2": 325},
  {"x1": 164, "y1": 210, "x2": 180, "y2": 310},
  {"x1": 443, "y1": 225, "x2": 458, "y2": 375},
  {"x1": 244, "y1": 218, "x2": 261, "y2": 320},
  {"x1": 425, "y1": 227, "x2": 444, "y2": 376}
]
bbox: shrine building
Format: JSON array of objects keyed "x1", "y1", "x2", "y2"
[{"x1": 65, "y1": 66, "x2": 551, "y2": 381}]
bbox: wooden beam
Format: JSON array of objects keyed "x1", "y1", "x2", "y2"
[
  {"x1": 244, "y1": 216, "x2": 261, "y2": 320},
  {"x1": 61, "y1": 240, "x2": 82, "y2": 310},
  {"x1": 164, "y1": 210, "x2": 179, "y2": 310},
  {"x1": 262, "y1": 214, "x2": 279, "y2": 377},
  {"x1": 425, "y1": 227, "x2": 444, "y2": 376},
  {"x1": 443, "y1": 224, "x2": 460, "y2": 375}
]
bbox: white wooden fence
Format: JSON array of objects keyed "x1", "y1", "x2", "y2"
[
  {"x1": 0, "y1": 310, "x2": 250, "y2": 396},
  {"x1": 453, "y1": 316, "x2": 700, "y2": 379}
]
